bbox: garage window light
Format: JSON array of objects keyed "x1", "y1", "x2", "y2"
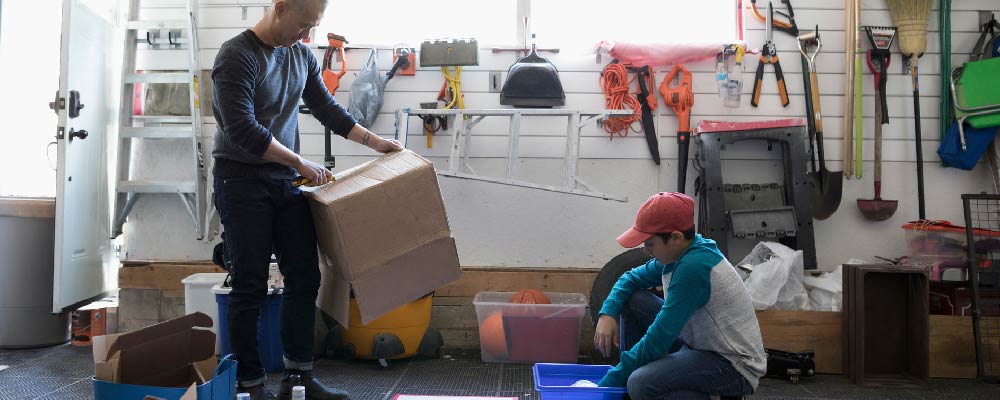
[{"x1": 317, "y1": 0, "x2": 737, "y2": 49}]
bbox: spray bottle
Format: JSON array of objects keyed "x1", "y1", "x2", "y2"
[{"x1": 716, "y1": 44, "x2": 745, "y2": 108}]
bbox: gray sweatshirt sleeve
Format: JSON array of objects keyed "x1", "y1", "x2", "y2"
[{"x1": 211, "y1": 48, "x2": 273, "y2": 157}]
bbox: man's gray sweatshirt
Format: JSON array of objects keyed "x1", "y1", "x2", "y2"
[{"x1": 211, "y1": 29, "x2": 357, "y2": 178}]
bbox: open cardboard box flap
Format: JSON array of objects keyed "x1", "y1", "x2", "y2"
[
  {"x1": 306, "y1": 150, "x2": 462, "y2": 326},
  {"x1": 93, "y1": 312, "x2": 216, "y2": 386}
]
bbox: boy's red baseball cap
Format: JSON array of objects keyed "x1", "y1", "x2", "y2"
[{"x1": 617, "y1": 192, "x2": 695, "y2": 248}]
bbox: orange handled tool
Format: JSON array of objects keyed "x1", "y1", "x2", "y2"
[
  {"x1": 751, "y1": 2, "x2": 789, "y2": 108},
  {"x1": 322, "y1": 33, "x2": 348, "y2": 94},
  {"x1": 659, "y1": 64, "x2": 694, "y2": 194}
]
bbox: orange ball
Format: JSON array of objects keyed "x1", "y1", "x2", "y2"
[
  {"x1": 510, "y1": 289, "x2": 551, "y2": 304},
  {"x1": 479, "y1": 310, "x2": 508, "y2": 358}
]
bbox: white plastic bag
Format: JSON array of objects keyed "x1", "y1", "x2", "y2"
[
  {"x1": 802, "y1": 265, "x2": 842, "y2": 311},
  {"x1": 738, "y1": 241, "x2": 805, "y2": 310},
  {"x1": 773, "y1": 249, "x2": 810, "y2": 311},
  {"x1": 348, "y1": 49, "x2": 386, "y2": 128},
  {"x1": 800, "y1": 259, "x2": 862, "y2": 312}
]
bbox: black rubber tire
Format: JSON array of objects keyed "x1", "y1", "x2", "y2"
[{"x1": 588, "y1": 248, "x2": 651, "y2": 326}]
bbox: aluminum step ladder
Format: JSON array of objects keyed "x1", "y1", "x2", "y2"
[
  {"x1": 394, "y1": 108, "x2": 632, "y2": 202},
  {"x1": 112, "y1": 0, "x2": 206, "y2": 239}
]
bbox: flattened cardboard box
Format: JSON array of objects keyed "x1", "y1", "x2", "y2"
[
  {"x1": 93, "y1": 313, "x2": 216, "y2": 385},
  {"x1": 92, "y1": 312, "x2": 236, "y2": 399},
  {"x1": 305, "y1": 150, "x2": 462, "y2": 326}
]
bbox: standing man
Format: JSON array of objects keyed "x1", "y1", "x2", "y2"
[
  {"x1": 212, "y1": 0, "x2": 401, "y2": 398},
  {"x1": 593, "y1": 192, "x2": 766, "y2": 399}
]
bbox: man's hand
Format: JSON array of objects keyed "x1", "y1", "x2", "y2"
[
  {"x1": 293, "y1": 157, "x2": 333, "y2": 186},
  {"x1": 594, "y1": 314, "x2": 620, "y2": 359},
  {"x1": 370, "y1": 135, "x2": 403, "y2": 153}
]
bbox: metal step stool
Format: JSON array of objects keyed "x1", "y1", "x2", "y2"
[{"x1": 694, "y1": 119, "x2": 817, "y2": 270}]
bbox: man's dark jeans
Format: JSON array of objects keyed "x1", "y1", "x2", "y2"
[{"x1": 214, "y1": 175, "x2": 320, "y2": 384}]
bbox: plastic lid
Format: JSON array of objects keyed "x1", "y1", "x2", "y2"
[
  {"x1": 212, "y1": 283, "x2": 282, "y2": 295},
  {"x1": 901, "y1": 220, "x2": 1000, "y2": 237},
  {"x1": 181, "y1": 272, "x2": 229, "y2": 284}
]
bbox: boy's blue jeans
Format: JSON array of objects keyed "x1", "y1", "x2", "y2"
[
  {"x1": 619, "y1": 291, "x2": 754, "y2": 400},
  {"x1": 214, "y1": 176, "x2": 321, "y2": 385}
]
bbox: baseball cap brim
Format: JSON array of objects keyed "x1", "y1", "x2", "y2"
[{"x1": 617, "y1": 227, "x2": 654, "y2": 248}]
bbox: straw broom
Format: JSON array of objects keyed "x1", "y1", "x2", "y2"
[
  {"x1": 886, "y1": 0, "x2": 932, "y2": 67},
  {"x1": 886, "y1": 0, "x2": 932, "y2": 220}
]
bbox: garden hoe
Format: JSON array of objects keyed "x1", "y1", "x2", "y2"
[{"x1": 857, "y1": 30, "x2": 898, "y2": 221}]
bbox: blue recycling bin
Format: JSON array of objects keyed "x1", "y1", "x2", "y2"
[{"x1": 213, "y1": 285, "x2": 284, "y2": 372}]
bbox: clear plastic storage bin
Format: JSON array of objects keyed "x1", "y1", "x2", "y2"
[{"x1": 473, "y1": 291, "x2": 586, "y2": 363}]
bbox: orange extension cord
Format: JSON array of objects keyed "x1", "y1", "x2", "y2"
[{"x1": 600, "y1": 62, "x2": 642, "y2": 139}]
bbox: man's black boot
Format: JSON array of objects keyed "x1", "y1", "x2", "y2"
[
  {"x1": 237, "y1": 383, "x2": 276, "y2": 400},
  {"x1": 278, "y1": 370, "x2": 350, "y2": 400}
]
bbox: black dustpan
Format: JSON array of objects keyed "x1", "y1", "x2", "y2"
[{"x1": 500, "y1": 34, "x2": 565, "y2": 108}]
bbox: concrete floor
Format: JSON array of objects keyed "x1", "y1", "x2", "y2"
[{"x1": 1, "y1": 345, "x2": 999, "y2": 399}]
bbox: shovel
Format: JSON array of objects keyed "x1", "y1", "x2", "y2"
[
  {"x1": 857, "y1": 52, "x2": 898, "y2": 220},
  {"x1": 799, "y1": 30, "x2": 843, "y2": 220}
]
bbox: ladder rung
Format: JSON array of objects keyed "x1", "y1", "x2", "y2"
[
  {"x1": 118, "y1": 180, "x2": 196, "y2": 194},
  {"x1": 126, "y1": 73, "x2": 189, "y2": 84},
  {"x1": 131, "y1": 115, "x2": 194, "y2": 124},
  {"x1": 121, "y1": 126, "x2": 194, "y2": 139},
  {"x1": 127, "y1": 20, "x2": 188, "y2": 30},
  {"x1": 135, "y1": 38, "x2": 190, "y2": 46}
]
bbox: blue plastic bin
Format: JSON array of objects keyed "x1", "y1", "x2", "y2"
[
  {"x1": 93, "y1": 355, "x2": 236, "y2": 400},
  {"x1": 533, "y1": 363, "x2": 627, "y2": 400},
  {"x1": 214, "y1": 285, "x2": 284, "y2": 372}
]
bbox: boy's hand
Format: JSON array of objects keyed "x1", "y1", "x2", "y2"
[{"x1": 594, "y1": 314, "x2": 620, "y2": 358}]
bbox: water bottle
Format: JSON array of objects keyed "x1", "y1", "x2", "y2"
[
  {"x1": 236, "y1": 393, "x2": 250, "y2": 400},
  {"x1": 292, "y1": 385, "x2": 306, "y2": 400}
]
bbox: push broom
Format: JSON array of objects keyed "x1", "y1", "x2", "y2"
[{"x1": 887, "y1": 0, "x2": 932, "y2": 220}]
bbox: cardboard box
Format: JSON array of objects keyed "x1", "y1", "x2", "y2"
[
  {"x1": 92, "y1": 312, "x2": 236, "y2": 400},
  {"x1": 305, "y1": 150, "x2": 462, "y2": 326}
]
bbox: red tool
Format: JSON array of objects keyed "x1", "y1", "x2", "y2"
[
  {"x1": 857, "y1": 45, "x2": 897, "y2": 221},
  {"x1": 322, "y1": 33, "x2": 348, "y2": 94},
  {"x1": 659, "y1": 64, "x2": 694, "y2": 193}
]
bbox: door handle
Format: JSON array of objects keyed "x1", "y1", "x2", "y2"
[
  {"x1": 48, "y1": 91, "x2": 64, "y2": 115},
  {"x1": 68, "y1": 90, "x2": 85, "y2": 118},
  {"x1": 69, "y1": 128, "x2": 89, "y2": 141},
  {"x1": 47, "y1": 90, "x2": 84, "y2": 118}
]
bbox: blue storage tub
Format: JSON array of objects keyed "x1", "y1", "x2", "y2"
[
  {"x1": 533, "y1": 363, "x2": 627, "y2": 400},
  {"x1": 214, "y1": 285, "x2": 284, "y2": 372},
  {"x1": 93, "y1": 355, "x2": 236, "y2": 400}
]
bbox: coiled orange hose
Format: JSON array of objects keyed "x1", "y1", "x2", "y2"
[{"x1": 600, "y1": 62, "x2": 642, "y2": 138}]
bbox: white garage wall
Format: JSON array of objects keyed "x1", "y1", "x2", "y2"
[{"x1": 124, "y1": 0, "x2": 1000, "y2": 271}]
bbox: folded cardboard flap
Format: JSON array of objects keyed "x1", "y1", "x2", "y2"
[
  {"x1": 121, "y1": 328, "x2": 216, "y2": 385},
  {"x1": 133, "y1": 364, "x2": 203, "y2": 388},
  {"x1": 99, "y1": 312, "x2": 213, "y2": 360},
  {"x1": 93, "y1": 312, "x2": 216, "y2": 387},
  {"x1": 352, "y1": 236, "x2": 462, "y2": 324}
]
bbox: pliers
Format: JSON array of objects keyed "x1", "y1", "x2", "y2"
[{"x1": 752, "y1": 2, "x2": 790, "y2": 108}]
